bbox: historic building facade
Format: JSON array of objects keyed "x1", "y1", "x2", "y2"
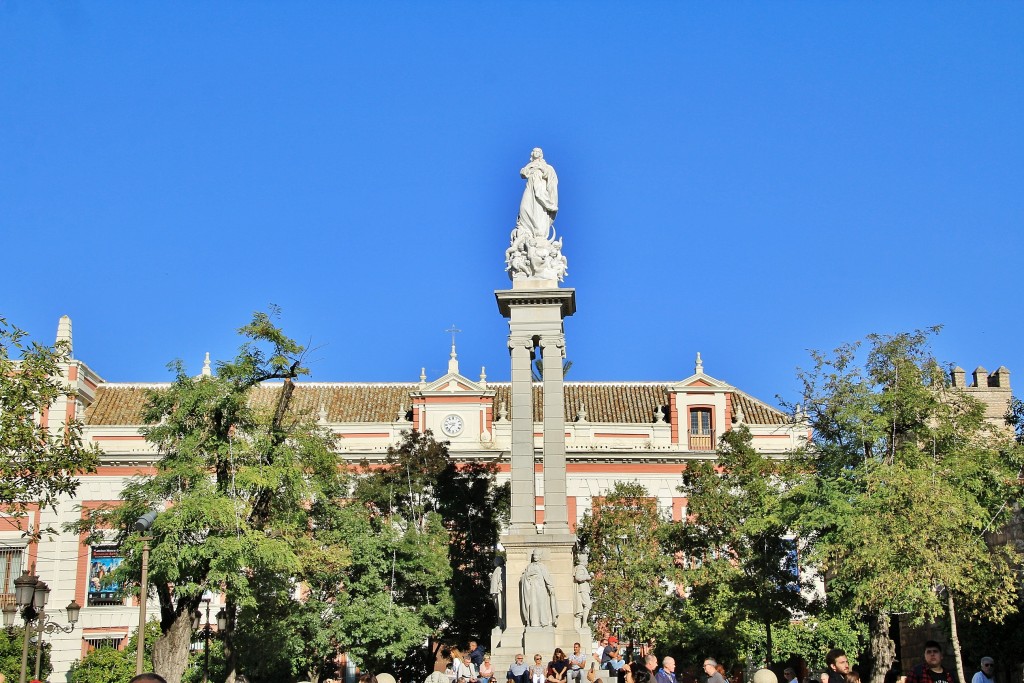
[{"x1": 0, "y1": 315, "x2": 821, "y2": 678}]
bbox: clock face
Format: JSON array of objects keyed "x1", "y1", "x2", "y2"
[{"x1": 441, "y1": 414, "x2": 464, "y2": 436}]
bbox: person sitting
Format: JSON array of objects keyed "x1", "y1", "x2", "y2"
[
  {"x1": 548, "y1": 648, "x2": 570, "y2": 683},
  {"x1": 530, "y1": 654, "x2": 547, "y2": 683},
  {"x1": 607, "y1": 648, "x2": 627, "y2": 683},
  {"x1": 459, "y1": 653, "x2": 479, "y2": 683},
  {"x1": 479, "y1": 654, "x2": 495, "y2": 683},
  {"x1": 507, "y1": 654, "x2": 530, "y2": 683}
]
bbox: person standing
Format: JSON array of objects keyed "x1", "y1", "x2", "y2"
[
  {"x1": 905, "y1": 642, "x2": 954, "y2": 683},
  {"x1": 703, "y1": 659, "x2": 727, "y2": 683},
  {"x1": 783, "y1": 668, "x2": 797, "y2": 683},
  {"x1": 656, "y1": 657, "x2": 676, "y2": 683},
  {"x1": 971, "y1": 658, "x2": 995, "y2": 683},
  {"x1": 821, "y1": 650, "x2": 851, "y2": 683}
]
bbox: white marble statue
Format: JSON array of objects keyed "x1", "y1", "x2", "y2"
[
  {"x1": 506, "y1": 148, "x2": 568, "y2": 282},
  {"x1": 573, "y1": 553, "x2": 593, "y2": 629},
  {"x1": 490, "y1": 556, "x2": 506, "y2": 629},
  {"x1": 520, "y1": 549, "x2": 559, "y2": 627},
  {"x1": 518, "y1": 147, "x2": 558, "y2": 237}
]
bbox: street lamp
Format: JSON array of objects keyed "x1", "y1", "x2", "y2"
[
  {"x1": 134, "y1": 510, "x2": 158, "y2": 676},
  {"x1": 14, "y1": 571, "x2": 38, "y2": 683},
  {"x1": 32, "y1": 593, "x2": 81, "y2": 682},
  {"x1": 193, "y1": 600, "x2": 228, "y2": 683},
  {"x1": 8, "y1": 571, "x2": 79, "y2": 683}
]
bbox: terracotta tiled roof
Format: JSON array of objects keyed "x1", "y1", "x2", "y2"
[
  {"x1": 85, "y1": 383, "x2": 418, "y2": 426},
  {"x1": 249, "y1": 383, "x2": 418, "y2": 423},
  {"x1": 492, "y1": 384, "x2": 672, "y2": 424},
  {"x1": 732, "y1": 390, "x2": 791, "y2": 425},
  {"x1": 84, "y1": 382, "x2": 790, "y2": 427},
  {"x1": 84, "y1": 385, "x2": 158, "y2": 425}
]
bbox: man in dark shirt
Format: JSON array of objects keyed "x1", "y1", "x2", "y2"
[
  {"x1": 820, "y1": 649, "x2": 851, "y2": 683},
  {"x1": 905, "y1": 642, "x2": 954, "y2": 683},
  {"x1": 602, "y1": 637, "x2": 619, "y2": 667},
  {"x1": 469, "y1": 640, "x2": 486, "y2": 669},
  {"x1": 703, "y1": 659, "x2": 727, "y2": 683}
]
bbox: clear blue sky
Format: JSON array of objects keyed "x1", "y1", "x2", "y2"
[{"x1": 2, "y1": 2, "x2": 1021, "y2": 406}]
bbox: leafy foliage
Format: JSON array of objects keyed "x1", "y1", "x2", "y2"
[
  {"x1": 0, "y1": 625, "x2": 51, "y2": 683},
  {"x1": 352, "y1": 429, "x2": 509, "y2": 666},
  {"x1": 69, "y1": 310, "x2": 344, "y2": 683},
  {"x1": 671, "y1": 426, "x2": 817, "y2": 666},
  {"x1": 576, "y1": 481, "x2": 672, "y2": 645},
  {"x1": 788, "y1": 329, "x2": 1024, "y2": 682},
  {"x1": 0, "y1": 317, "x2": 100, "y2": 522}
]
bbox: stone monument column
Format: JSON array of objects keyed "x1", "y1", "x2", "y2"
[
  {"x1": 492, "y1": 149, "x2": 588, "y2": 669},
  {"x1": 509, "y1": 336, "x2": 537, "y2": 533},
  {"x1": 541, "y1": 336, "x2": 568, "y2": 532}
]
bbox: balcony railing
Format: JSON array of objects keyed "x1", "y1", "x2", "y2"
[{"x1": 688, "y1": 430, "x2": 715, "y2": 451}]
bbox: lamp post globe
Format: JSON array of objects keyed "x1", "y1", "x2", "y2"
[
  {"x1": 66, "y1": 600, "x2": 81, "y2": 625},
  {"x1": 32, "y1": 582, "x2": 49, "y2": 611},
  {"x1": 2, "y1": 601, "x2": 16, "y2": 628},
  {"x1": 14, "y1": 572, "x2": 37, "y2": 609}
]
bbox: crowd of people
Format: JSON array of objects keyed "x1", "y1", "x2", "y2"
[
  {"x1": 92, "y1": 637, "x2": 1002, "y2": 683},
  {"x1": 437, "y1": 638, "x2": 1006, "y2": 683}
]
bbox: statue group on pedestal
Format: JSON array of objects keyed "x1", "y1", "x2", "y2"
[
  {"x1": 490, "y1": 549, "x2": 593, "y2": 631},
  {"x1": 506, "y1": 148, "x2": 569, "y2": 282}
]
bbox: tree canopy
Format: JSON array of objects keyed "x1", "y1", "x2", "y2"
[
  {"x1": 0, "y1": 317, "x2": 99, "y2": 522},
  {"x1": 788, "y1": 329, "x2": 1023, "y2": 683}
]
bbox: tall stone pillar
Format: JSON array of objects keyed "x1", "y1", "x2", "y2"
[
  {"x1": 493, "y1": 286, "x2": 586, "y2": 666},
  {"x1": 541, "y1": 337, "x2": 568, "y2": 532},
  {"x1": 509, "y1": 337, "x2": 537, "y2": 533}
]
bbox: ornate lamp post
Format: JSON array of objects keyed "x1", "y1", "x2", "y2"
[
  {"x1": 134, "y1": 510, "x2": 158, "y2": 676},
  {"x1": 192, "y1": 597, "x2": 229, "y2": 683},
  {"x1": 3, "y1": 570, "x2": 80, "y2": 683}
]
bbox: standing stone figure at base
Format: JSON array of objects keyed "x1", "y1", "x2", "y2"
[
  {"x1": 573, "y1": 553, "x2": 593, "y2": 630},
  {"x1": 520, "y1": 550, "x2": 559, "y2": 627},
  {"x1": 490, "y1": 556, "x2": 506, "y2": 629}
]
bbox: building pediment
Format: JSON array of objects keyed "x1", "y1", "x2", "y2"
[
  {"x1": 415, "y1": 372, "x2": 493, "y2": 396},
  {"x1": 670, "y1": 372, "x2": 732, "y2": 391}
]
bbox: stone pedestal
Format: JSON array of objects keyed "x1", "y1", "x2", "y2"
[{"x1": 492, "y1": 284, "x2": 586, "y2": 672}]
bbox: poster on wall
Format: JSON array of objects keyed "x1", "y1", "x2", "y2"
[{"x1": 88, "y1": 546, "x2": 123, "y2": 606}]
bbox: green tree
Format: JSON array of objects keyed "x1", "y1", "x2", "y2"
[
  {"x1": 352, "y1": 429, "x2": 508, "y2": 672},
  {"x1": 0, "y1": 317, "x2": 99, "y2": 523},
  {"x1": 68, "y1": 647, "x2": 136, "y2": 683},
  {"x1": 672, "y1": 426, "x2": 818, "y2": 667},
  {"x1": 576, "y1": 481, "x2": 672, "y2": 648},
  {"x1": 0, "y1": 625, "x2": 51, "y2": 683},
  {"x1": 789, "y1": 330, "x2": 1023, "y2": 683},
  {"x1": 71, "y1": 310, "x2": 344, "y2": 683}
]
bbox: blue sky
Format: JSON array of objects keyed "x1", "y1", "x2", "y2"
[{"x1": 2, "y1": 2, "x2": 1021, "y2": 406}]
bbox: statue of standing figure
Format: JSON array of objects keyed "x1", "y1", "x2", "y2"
[
  {"x1": 518, "y1": 147, "x2": 558, "y2": 238},
  {"x1": 520, "y1": 549, "x2": 559, "y2": 627},
  {"x1": 490, "y1": 556, "x2": 506, "y2": 629},
  {"x1": 573, "y1": 552, "x2": 593, "y2": 629},
  {"x1": 506, "y1": 148, "x2": 568, "y2": 282}
]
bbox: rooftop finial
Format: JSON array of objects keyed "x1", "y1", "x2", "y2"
[
  {"x1": 445, "y1": 324, "x2": 462, "y2": 374},
  {"x1": 479, "y1": 366, "x2": 487, "y2": 388},
  {"x1": 318, "y1": 403, "x2": 329, "y2": 424},
  {"x1": 201, "y1": 352, "x2": 212, "y2": 377},
  {"x1": 419, "y1": 367, "x2": 427, "y2": 388},
  {"x1": 56, "y1": 315, "x2": 73, "y2": 358},
  {"x1": 734, "y1": 402, "x2": 745, "y2": 425},
  {"x1": 695, "y1": 352, "x2": 703, "y2": 374}
]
